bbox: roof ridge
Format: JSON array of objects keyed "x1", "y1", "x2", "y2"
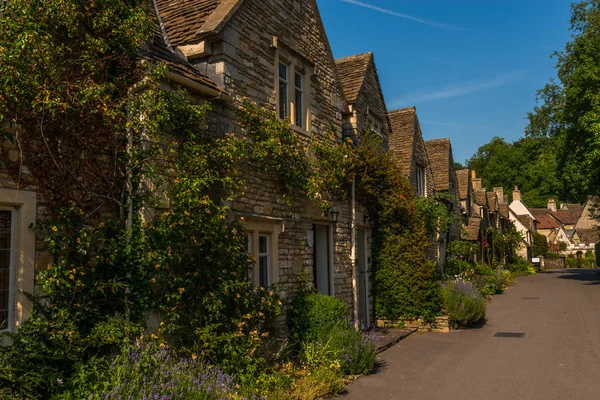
[
  {"x1": 335, "y1": 52, "x2": 373, "y2": 62},
  {"x1": 388, "y1": 106, "x2": 416, "y2": 114}
]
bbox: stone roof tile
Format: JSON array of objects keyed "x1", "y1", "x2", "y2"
[
  {"x1": 335, "y1": 52, "x2": 372, "y2": 104},
  {"x1": 456, "y1": 169, "x2": 470, "y2": 201},
  {"x1": 424, "y1": 138, "x2": 453, "y2": 192},
  {"x1": 461, "y1": 218, "x2": 481, "y2": 241},
  {"x1": 388, "y1": 107, "x2": 417, "y2": 176}
]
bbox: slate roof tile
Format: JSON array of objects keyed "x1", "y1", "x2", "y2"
[
  {"x1": 575, "y1": 228, "x2": 600, "y2": 244},
  {"x1": 461, "y1": 218, "x2": 481, "y2": 241},
  {"x1": 456, "y1": 169, "x2": 470, "y2": 201}
]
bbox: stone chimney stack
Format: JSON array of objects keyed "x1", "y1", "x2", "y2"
[
  {"x1": 513, "y1": 186, "x2": 522, "y2": 202},
  {"x1": 473, "y1": 178, "x2": 482, "y2": 190},
  {"x1": 548, "y1": 199, "x2": 557, "y2": 212},
  {"x1": 494, "y1": 187, "x2": 504, "y2": 199}
]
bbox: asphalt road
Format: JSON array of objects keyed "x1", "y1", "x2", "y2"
[{"x1": 339, "y1": 269, "x2": 600, "y2": 400}]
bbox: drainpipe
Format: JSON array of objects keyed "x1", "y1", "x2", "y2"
[{"x1": 351, "y1": 175, "x2": 359, "y2": 326}]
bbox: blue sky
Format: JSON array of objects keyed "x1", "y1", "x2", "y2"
[{"x1": 317, "y1": 0, "x2": 573, "y2": 165}]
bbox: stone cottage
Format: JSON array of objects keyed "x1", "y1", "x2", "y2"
[
  {"x1": 388, "y1": 106, "x2": 434, "y2": 198},
  {"x1": 424, "y1": 138, "x2": 460, "y2": 265},
  {"x1": 151, "y1": 0, "x2": 376, "y2": 323},
  {"x1": 0, "y1": 0, "x2": 381, "y2": 334}
]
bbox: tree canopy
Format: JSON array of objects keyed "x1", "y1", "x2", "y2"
[{"x1": 526, "y1": 0, "x2": 600, "y2": 202}]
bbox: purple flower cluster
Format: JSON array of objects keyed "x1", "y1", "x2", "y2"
[{"x1": 102, "y1": 344, "x2": 236, "y2": 400}]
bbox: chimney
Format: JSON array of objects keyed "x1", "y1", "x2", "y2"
[
  {"x1": 513, "y1": 186, "x2": 521, "y2": 202},
  {"x1": 494, "y1": 187, "x2": 504, "y2": 199},
  {"x1": 548, "y1": 199, "x2": 557, "y2": 212},
  {"x1": 473, "y1": 178, "x2": 482, "y2": 190},
  {"x1": 471, "y1": 170, "x2": 477, "y2": 180}
]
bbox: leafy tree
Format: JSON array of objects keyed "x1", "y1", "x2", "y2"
[
  {"x1": 526, "y1": 0, "x2": 600, "y2": 202},
  {"x1": 532, "y1": 232, "x2": 549, "y2": 258}
]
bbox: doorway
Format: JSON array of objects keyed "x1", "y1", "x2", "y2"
[
  {"x1": 357, "y1": 229, "x2": 370, "y2": 326},
  {"x1": 313, "y1": 224, "x2": 332, "y2": 296}
]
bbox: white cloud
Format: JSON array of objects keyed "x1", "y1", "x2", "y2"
[
  {"x1": 392, "y1": 70, "x2": 529, "y2": 107},
  {"x1": 340, "y1": 0, "x2": 467, "y2": 31}
]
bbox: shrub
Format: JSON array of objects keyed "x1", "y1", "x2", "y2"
[
  {"x1": 546, "y1": 252, "x2": 562, "y2": 260},
  {"x1": 472, "y1": 273, "x2": 502, "y2": 296},
  {"x1": 327, "y1": 319, "x2": 377, "y2": 375},
  {"x1": 447, "y1": 241, "x2": 477, "y2": 260},
  {"x1": 441, "y1": 280, "x2": 486, "y2": 328},
  {"x1": 291, "y1": 365, "x2": 345, "y2": 400},
  {"x1": 57, "y1": 343, "x2": 238, "y2": 400},
  {"x1": 289, "y1": 291, "x2": 347, "y2": 343},
  {"x1": 444, "y1": 258, "x2": 472, "y2": 277},
  {"x1": 532, "y1": 232, "x2": 549, "y2": 258},
  {"x1": 508, "y1": 258, "x2": 535, "y2": 275}
]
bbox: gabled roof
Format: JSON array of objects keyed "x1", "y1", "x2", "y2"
[
  {"x1": 388, "y1": 107, "x2": 417, "y2": 175},
  {"x1": 499, "y1": 202, "x2": 509, "y2": 218},
  {"x1": 530, "y1": 209, "x2": 562, "y2": 229},
  {"x1": 552, "y1": 208, "x2": 582, "y2": 225},
  {"x1": 335, "y1": 53, "x2": 372, "y2": 104},
  {"x1": 574, "y1": 228, "x2": 600, "y2": 244},
  {"x1": 516, "y1": 214, "x2": 535, "y2": 231},
  {"x1": 424, "y1": 138, "x2": 454, "y2": 192},
  {"x1": 154, "y1": 0, "x2": 242, "y2": 47},
  {"x1": 461, "y1": 217, "x2": 481, "y2": 241},
  {"x1": 475, "y1": 188, "x2": 487, "y2": 206},
  {"x1": 456, "y1": 169, "x2": 470, "y2": 201}
]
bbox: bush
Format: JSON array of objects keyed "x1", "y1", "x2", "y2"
[
  {"x1": 444, "y1": 258, "x2": 472, "y2": 277},
  {"x1": 508, "y1": 258, "x2": 535, "y2": 275},
  {"x1": 441, "y1": 280, "x2": 486, "y2": 328},
  {"x1": 291, "y1": 365, "x2": 345, "y2": 400},
  {"x1": 57, "y1": 343, "x2": 238, "y2": 400},
  {"x1": 532, "y1": 232, "x2": 549, "y2": 258},
  {"x1": 327, "y1": 319, "x2": 377, "y2": 375},
  {"x1": 289, "y1": 291, "x2": 347, "y2": 343},
  {"x1": 546, "y1": 252, "x2": 562, "y2": 260}
]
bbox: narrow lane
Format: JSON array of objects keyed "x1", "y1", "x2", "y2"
[{"x1": 339, "y1": 269, "x2": 600, "y2": 400}]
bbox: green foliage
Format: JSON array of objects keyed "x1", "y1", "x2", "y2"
[
  {"x1": 355, "y1": 132, "x2": 441, "y2": 322},
  {"x1": 508, "y1": 258, "x2": 536, "y2": 276},
  {"x1": 467, "y1": 136, "x2": 562, "y2": 208},
  {"x1": 486, "y1": 226, "x2": 524, "y2": 267},
  {"x1": 56, "y1": 343, "x2": 239, "y2": 400},
  {"x1": 532, "y1": 232, "x2": 549, "y2": 257},
  {"x1": 288, "y1": 291, "x2": 348, "y2": 344},
  {"x1": 0, "y1": 0, "x2": 154, "y2": 214},
  {"x1": 326, "y1": 319, "x2": 377, "y2": 375},
  {"x1": 441, "y1": 280, "x2": 486, "y2": 328},
  {"x1": 416, "y1": 194, "x2": 459, "y2": 238},
  {"x1": 526, "y1": 0, "x2": 600, "y2": 201},
  {"x1": 546, "y1": 251, "x2": 562, "y2": 260},
  {"x1": 444, "y1": 258, "x2": 472, "y2": 277},
  {"x1": 238, "y1": 101, "x2": 354, "y2": 210}
]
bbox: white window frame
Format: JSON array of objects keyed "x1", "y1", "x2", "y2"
[
  {"x1": 240, "y1": 215, "x2": 283, "y2": 289},
  {"x1": 0, "y1": 208, "x2": 16, "y2": 332},
  {"x1": 0, "y1": 188, "x2": 36, "y2": 338}
]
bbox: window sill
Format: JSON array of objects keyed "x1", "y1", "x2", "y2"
[{"x1": 290, "y1": 124, "x2": 312, "y2": 138}]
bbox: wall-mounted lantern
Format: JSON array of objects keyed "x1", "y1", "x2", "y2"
[{"x1": 325, "y1": 205, "x2": 340, "y2": 223}]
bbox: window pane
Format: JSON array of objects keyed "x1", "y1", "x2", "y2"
[
  {"x1": 279, "y1": 63, "x2": 287, "y2": 81},
  {"x1": 259, "y1": 235, "x2": 268, "y2": 254},
  {"x1": 295, "y1": 88, "x2": 303, "y2": 128},
  {"x1": 295, "y1": 73, "x2": 302, "y2": 89},
  {"x1": 279, "y1": 81, "x2": 288, "y2": 119},
  {"x1": 259, "y1": 256, "x2": 268, "y2": 288}
]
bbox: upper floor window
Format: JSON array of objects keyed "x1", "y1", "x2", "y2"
[
  {"x1": 416, "y1": 165, "x2": 425, "y2": 197},
  {"x1": 279, "y1": 63, "x2": 289, "y2": 120},
  {"x1": 294, "y1": 73, "x2": 304, "y2": 128},
  {"x1": 258, "y1": 235, "x2": 270, "y2": 288},
  {"x1": 277, "y1": 58, "x2": 309, "y2": 132}
]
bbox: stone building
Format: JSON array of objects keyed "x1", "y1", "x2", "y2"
[
  {"x1": 335, "y1": 52, "x2": 390, "y2": 146},
  {"x1": 388, "y1": 106, "x2": 434, "y2": 198},
  {"x1": 424, "y1": 138, "x2": 460, "y2": 265},
  {"x1": 0, "y1": 0, "x2": 381, "y2": 334},
  {"x1": 151, "y1": 0, "x2": 376, "y2": 322}
]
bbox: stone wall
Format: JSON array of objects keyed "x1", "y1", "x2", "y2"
[{"x1": 377, "y1": 316, "x2": 450, "y2": 333}]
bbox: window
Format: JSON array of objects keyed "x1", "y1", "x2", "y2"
[
  {"x1": 0, "y1": 209, "x2": 14, "y2": 330},
  {"x1": 278, "y1": 63, "x2": 288, "y2": 120},
  {"x1": 416, "y1": 165, "x2": 425, "y2": 197},
  {"x1": 294, "y1": 73, "x2": 304, "y2": 128},
  {"x1": 0, "y1": 189, "x2": 36, "y2": 336},
  {"x1": 258, "y1": 235, "x2": 270, "y2": 288}
]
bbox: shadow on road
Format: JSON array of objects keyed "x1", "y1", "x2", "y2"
[{"x1": 547, "y1": 269, "x2": 600, "y2": 285}]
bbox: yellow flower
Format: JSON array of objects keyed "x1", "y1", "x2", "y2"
[
  {"x1": 191, "y1": 353, "x2": 197, "y2": 360},
  {"x1": 51, "y1": 226, "x2": 58, "y2": 232},
  {"x1": 151, "y1": 333, "x2": 158, "y2": 340},
  {"x1": 178, "y1": 287, "x2": 185, "y2": 294}
]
